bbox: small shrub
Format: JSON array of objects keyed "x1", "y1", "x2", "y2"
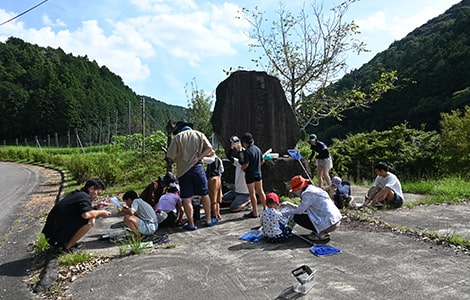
[
  {"x1": 67, "y1": 154, "x2": 92, "y2": 184},
  {"x1": 33, "y1": 233, "x2": 50, "y2": 255}
]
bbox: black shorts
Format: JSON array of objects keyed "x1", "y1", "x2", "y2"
[{"x1": 46, "y1": 218, "x2": 88, "y2": 248}]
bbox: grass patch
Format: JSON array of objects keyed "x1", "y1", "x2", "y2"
[
  {"x1": 400, "y1": 177, "x2": 470, "y2": 207},
  {"x1": 33, "y1": 233, "x2": 50, "y2": 255},
  {"x1": 58, "y1": 251, "x2": 94, "y2": 266},
  {"x1": 117, "y1": 235, "x2": 150, "y2": 256}
]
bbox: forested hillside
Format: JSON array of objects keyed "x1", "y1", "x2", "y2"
[
  {"x1": 0, "y1": 37, "x2": 186, "y2": 146},
  {"x1": 315, "y1": 0, "x2": 470, "y2": 142}
]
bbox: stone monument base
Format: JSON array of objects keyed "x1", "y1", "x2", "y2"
[{"x1": 222, "y1": 157, "x2": 312, "y2": 198}]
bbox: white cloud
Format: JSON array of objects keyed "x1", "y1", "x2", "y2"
[
  {"x1": 3, "y1": 1, "x2": 250, "y2": 86},
  {"x1": 42, "y1": 15, "x2": 65, "y2": 27}
]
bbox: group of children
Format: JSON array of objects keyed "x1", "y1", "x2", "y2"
[{"x1": 120, "y1": 152, "x2": 225, "y2": 238}]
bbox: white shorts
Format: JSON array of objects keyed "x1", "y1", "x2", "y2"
[{"x1": 316, "y1": 156, "x2": 333, "y2": 170}]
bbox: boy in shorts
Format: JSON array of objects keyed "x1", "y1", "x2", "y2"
[{"x1": 122, "y1": 190, "x2": 158, "y2": 237}]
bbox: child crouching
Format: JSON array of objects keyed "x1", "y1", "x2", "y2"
[{"x1": 261, "y1": 192, "x2": 292, "y2": 243}]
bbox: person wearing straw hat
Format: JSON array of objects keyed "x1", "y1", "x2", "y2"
[
  {"x1": 280, "y1": 175, "x2": 342, "y2": 242},
  {"x1": 167, "y1": 120, "x2": 217, "y2": 230}
]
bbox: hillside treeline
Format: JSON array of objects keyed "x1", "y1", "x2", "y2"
[
  {"x1": 315, "y1": 0, "x2": 470, "y2": 142},
  {"x1": 0, "y1": 37, "x2": 185, "y2": 146}
]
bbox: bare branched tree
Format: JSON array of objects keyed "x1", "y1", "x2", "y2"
[{"x1": 243, "y1": 0, "x2": 397, "y2": 130}]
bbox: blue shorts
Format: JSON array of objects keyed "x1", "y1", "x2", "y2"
[
  {"x1": 138, "y1": 219, "x2": 157, "y2": 235},
  {"x1": 179, "y1": 163, "x2": 209, "y2": 199}
]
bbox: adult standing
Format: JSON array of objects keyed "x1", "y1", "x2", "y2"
[
  {"x1": 42, "y1": 178, "x2": 111, "y2": 251},
  {"x1": 167, "y1": 120, "x2": 216, "y2": 230},
  {"x1": 240, "y1": 132, "x2": 266, "y2": 218},
  {"x1": 364, "y1": 162, "x2": 404, "y2": 208},
  {"x1": 281, "y1": 175, "x2": 342, "y2": 242},
  {"x1": 308, "y1": 134, "x2": 333, "y2": 187}
]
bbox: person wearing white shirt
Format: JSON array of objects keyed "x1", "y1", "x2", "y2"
[{"x1": 364, "y1": 162, "x2": 404, "y2": 208}]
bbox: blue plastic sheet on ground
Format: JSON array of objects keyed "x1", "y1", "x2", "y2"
[
  {"x1": 310, "y1": 244, "x2": 341, "y2": 256},
  {"x1": 239, "y1": 229, "x2": 264, "y2": 242}
]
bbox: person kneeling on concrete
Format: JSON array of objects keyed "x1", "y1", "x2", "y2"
[
  {"x1": 281, "y1": 175, "x2": 342, "y2": 242},
  {"x1": 42, "y1": 178, "x2": 111, "y2": 252},
  {"x1": 122, "y1": 190, "x2": 158, "y2": 237}
]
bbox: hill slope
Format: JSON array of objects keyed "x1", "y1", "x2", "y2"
[
  {"x1": 0, "y1": 37, "x2": 186, "y2": 145},
  {"x1": 315, "y1": 0, "x2": 470, "y2": 141}
]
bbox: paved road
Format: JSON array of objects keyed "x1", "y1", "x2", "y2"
[{"x1": 0, "y1": 162, "x2": 54, "y2": 299}]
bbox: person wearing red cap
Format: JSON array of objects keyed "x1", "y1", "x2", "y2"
[
  {"x1": 280, "y1": 175, "x2": 342, "y2": 242},
  {"x1": 260, "y1": 192, "x2": 292, "y2": 243}
]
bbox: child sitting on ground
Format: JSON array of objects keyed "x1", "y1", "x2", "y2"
[
  {"x1": 261, "y1": 192, "x2": 292, "y2": 243},
  {"x1": 156, "y1": 183, "x2": 183, "y2": 227},
  {"x1": 323, "y1": 176, "x2": 353, "y2": 209}
]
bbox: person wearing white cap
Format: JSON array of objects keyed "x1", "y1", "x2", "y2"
[
  {"x1": 156, "y1": 183, "x2": 183, "y2": 227},
  {"x1": 330, "y1": 176, "x2": 353, "y2": 209},
  {"x1": 222, "y1": 136, "x2": 251, "y2": 212}
]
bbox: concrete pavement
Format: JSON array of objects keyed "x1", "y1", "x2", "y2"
[{"x1": 65, "y1": 187, "x2": 470, "y2": 300}]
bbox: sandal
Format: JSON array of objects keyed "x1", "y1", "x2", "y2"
[
  {"x1": 183, "y1": 223, "x2": 198, "y2": 231},
  {"x1": 205, "y1": 217, "x2": 218, "y2": 227}
]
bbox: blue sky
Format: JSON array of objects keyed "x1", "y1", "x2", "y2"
[{"x1": 0, "y1": 0, "x2": 462, "y2": 107}]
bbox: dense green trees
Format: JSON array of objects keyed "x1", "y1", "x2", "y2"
[
  {"x1": 314, "y1": 0, "x2": 470, "y2": 142},
  {"x1": 0, "y1": 37, "x2": 186, "y2": 146}
]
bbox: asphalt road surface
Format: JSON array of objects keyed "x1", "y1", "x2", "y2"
[{"x1": 0, "y1": 162, "x2": 46, "y2": 299}]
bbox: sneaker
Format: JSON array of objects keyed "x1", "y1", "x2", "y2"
[
  {"x1": 183, "y1": 223, "x2": 198, "y2": 231},
  {"x1": 243, "y1": 211, "x2": 259, "y2": 218},
  {"x1": 205, "y1": 217, "x2": 218, "y2": 227},
  {"x1": 63, "y1": 242, "x2": 84, "y2": 253},
  {"x1": 308, "y1": 232, "x2": 330, "y2": 243}
]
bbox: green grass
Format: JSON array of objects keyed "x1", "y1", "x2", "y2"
[
  {"x1": 117, "y1": 235, "x2": 149, "y2": 256},
  {"x1": 58, "y1": 251, "x2": 95, "y2": 266},
  {"x1": 403, "y1": 177, "x2": 470, "y2": 207},
  {"x1": 33, "y1": 233, "x2": 50, "y2": 255}
]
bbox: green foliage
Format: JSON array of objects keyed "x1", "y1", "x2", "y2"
[
  {"x1": 0, "y1": 38, "x2": 187, "y2": 146},
  {"x1": 89, "y1": 153, "x2": 124, "y2": 186},
  {"x1": 33, "y1": 233, "x2": 50, "y2": 255},
  {"x1": 58, "y1": 251, "x2": 94, "y2": 266},
  {"x1": 315, "y1": 1, "x2": 470, "y2": 141},
  {"x1": 185, "y1": 79, "x2": 214, "y2": 137},
  {"x1": 111, "y1": 131, "x2": 167, "y2": 153},
  {"x1": 330, "y1": 123, "x2": 440, "y2": 181},
  {"x1": 67, "y1": 154, "x2": 93, "y2": 184},
  {"x1": 439, "y1": 106, "x2": 470, "y2": 176},
  {"x1": 118, "y1": 235, "x2": 148, "y2": 256}
]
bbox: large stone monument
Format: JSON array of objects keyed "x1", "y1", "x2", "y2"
[
  {"x1": 212, "y1": 70, "x2": 312, "y2": 196},
  {"x1": 212, "y1": 70, "x2": 299, "y2": 156}
]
